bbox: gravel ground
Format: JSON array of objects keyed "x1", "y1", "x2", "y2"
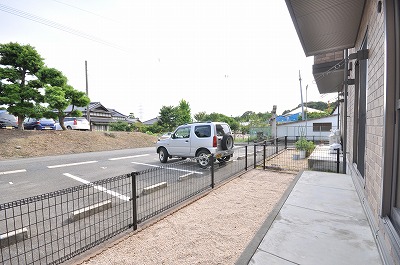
[{"x1": 78, "y1": 169, "x2": 296, "y2": 265}]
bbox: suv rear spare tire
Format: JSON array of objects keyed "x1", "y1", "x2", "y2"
[{"x1": 221, "y1": 135, "x2": 234, "y2": 150}]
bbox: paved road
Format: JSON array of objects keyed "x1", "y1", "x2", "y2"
[
  {"x1": 0, "y1": 145, "x2": 256, "y2": 203},
  {"x1": 0, "y1": 147, "x2": 173, "y2": 203}
]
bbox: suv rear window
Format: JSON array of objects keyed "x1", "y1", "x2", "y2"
[
  {"x1": 194, "y1": 125, "x2": 211, "y2": 138},
  {"x1": 216, "y1": 124, "x2": 230, "y2": 136}
]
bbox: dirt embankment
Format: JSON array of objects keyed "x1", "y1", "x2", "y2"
[{"x1": 0, "y1": 130, "x2": 158, "y2": 160}]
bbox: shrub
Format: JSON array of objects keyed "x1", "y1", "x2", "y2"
[{"x1": 295, "y1": 137, "x2": 315, "y2": 156}]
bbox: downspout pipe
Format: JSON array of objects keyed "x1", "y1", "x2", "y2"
[{"x1": 343, "y1": 49, "x2": 348, "y2": 173}]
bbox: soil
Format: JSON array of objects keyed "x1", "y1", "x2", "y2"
[{"x1": 0, "y1": 129, "x2": 158, "y2": 160}]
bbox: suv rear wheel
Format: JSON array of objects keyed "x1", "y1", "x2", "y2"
[
  {"x1": 159, "y1": 147, "x2": 169, "y2": 163},
  {"x1": 197, "y1": 149, "x2": 211, "y2": 168}
]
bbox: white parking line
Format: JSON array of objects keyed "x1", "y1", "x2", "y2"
[
  {"x1": 131, "y1": 162, "x2": 203, "y2": 175},
  {"x1": 47, "y1": 161, "x2": 98, "y2": 169},
  {"x1": 0, "y1": 169, "x2": 27, "y2": 175},
  {"x1": 63, "y1": 173, "x2": 130, "y2": 201},
  {"x1": 108, "y1": 154, "x2": 149, "y2": 161}
]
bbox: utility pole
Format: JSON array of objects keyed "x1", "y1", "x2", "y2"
[
  {"x1": 85, "y1": 61, "x2": 91, "y2": 130},
  {"x1": 299, "y1": 70, "x2": 305, "y2": 121},
  {"x1": 305, "y1": 84, "x2": 308, "y2": 135}
]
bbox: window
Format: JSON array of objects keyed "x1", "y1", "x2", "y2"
[
  {"x1": 174, "y1": 126, "x2": 190, "y2": 138},
  {"x1": 313, "y1": 123, "x2": 332, "y2": 132},
  {"x1": 195, "y1": 125, "x2": 211, "y2": 138}
]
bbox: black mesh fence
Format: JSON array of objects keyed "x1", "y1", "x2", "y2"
[
  {"x1": 0, "y1": 173, "x2": 132, "y2": 265},
  {"x1": 0, "y1": 137, "x2": 342, "y2": 264}
]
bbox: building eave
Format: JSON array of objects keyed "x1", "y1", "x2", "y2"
[{"x1": 285, "y1": 0, "x2": 366, "y2": 56}]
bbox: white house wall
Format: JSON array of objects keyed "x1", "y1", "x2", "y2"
[{"x1": 277, "y1": 115, "x2": 338, "y2": 141}]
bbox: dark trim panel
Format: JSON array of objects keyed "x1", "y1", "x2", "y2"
[{"x1": 381, "y1": 0, "x2": 397, "y2": 217}]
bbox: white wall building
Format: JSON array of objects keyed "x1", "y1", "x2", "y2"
[{"x1": 276, "y1": 113, "x2": 339, "y2": 143}]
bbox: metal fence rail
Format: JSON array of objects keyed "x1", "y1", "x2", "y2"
[
  {"x1": 0, "y1": 173, "x2": 132, "y2": 265},
  {"x1": 0, "y1": 137, "x2": 341, "y2": 264}
]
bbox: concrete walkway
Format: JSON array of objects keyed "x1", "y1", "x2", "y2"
[{"x1": 236, "y1": 171, "x2": 383, "y2": 265}]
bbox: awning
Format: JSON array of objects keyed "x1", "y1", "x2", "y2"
[
  {"x1": 285, "y1": 0, "x2": 366, "y2": 56},
  {"x1": 313, "y1": 60, "x2": 345, "y2": 94}
]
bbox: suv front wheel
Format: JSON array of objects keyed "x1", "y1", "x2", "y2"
[
  {"x1": 159, "y1": 147, "x2": 169, "y2": 163},
  {"x1": 197, "y1": 150, "x2": 211, "y2": 169}
]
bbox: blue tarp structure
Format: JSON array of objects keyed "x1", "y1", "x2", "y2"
[{"x1": 276, "y1": 113, "x2": 300, "y2": 123}]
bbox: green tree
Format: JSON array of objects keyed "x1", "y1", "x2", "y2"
[
  {"x1": 0, "y1": 42, "x2": 45, "y2": 129},
  {"x1": 193, "y1": 111, "x2": 240, "y2": 132},
  {"x1": 158, "y1": 105, "x2": 177, "y2": 131},
  {"x1": 40, "y1": 67, "x2": 90, "y2": 130},
  {"x1": 175, "y1": 99, "x2": 191, "y2": 125},
  {"x1": 298, "y1": 111, "x2": 330, "y2": 121},
  {"x1": 193, "y1": 111, "x2": 207, "y2": 122},
  {"x1": 158, "y1": 99, "x2": 192, "y2": 131}
]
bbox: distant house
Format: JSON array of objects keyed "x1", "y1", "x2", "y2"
[
  {"x1": 276, "y1": 107, "x2": 324, "y2": 123},
  {"x1": 142, "y1": 117, "x2": 159, "y2": 125},
  {"x1": 276, "y1": 113, "x2": 339, "y2": 143},
  {"x1": 65, "y1": 102, "x2": 140, "y2": 131},
  {"x1": 276, "y1": 106, "x2": 339, "y2": 141}
]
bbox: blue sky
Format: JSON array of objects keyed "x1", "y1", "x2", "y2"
[{"x1": 0, "y1": 0, "x2": 336, "y2": 121}]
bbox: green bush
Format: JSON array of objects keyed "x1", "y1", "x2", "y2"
[{"x1": 295, "y1": 137, "x2": 315, "y2": 156}]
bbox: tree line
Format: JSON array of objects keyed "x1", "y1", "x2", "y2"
[{"x1": 1, "y1": 42, "x2": 334, "y2": 134}]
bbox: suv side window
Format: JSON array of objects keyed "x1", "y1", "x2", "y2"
[
  {"x1": 174, "y1": 126, "x2": 191, "y2": 138},
  {"x1": 216, "y1": 124, "x2": 230, "y2": 136},
  {"x1": 194, "y1": 125, "x2": 211, "y2": 138}
]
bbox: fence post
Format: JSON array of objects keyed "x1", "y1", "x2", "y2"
[
  {"x1": 254, "y1": 144, "x2": 257, "y2": 169},
  {"x1": 245, "y1": 145, "x2": 248, "y2": 170},
  {"x1": 130, "y1": 172, "x2": 138, "y2": 231},
  {"x1": 285, "y1": 136, "x2": 287, "y2": 149},
  {"x1": 263, "y1": 142, "x2": 266, "y2": 170},
  {"x1": 211, "y1": 154, "x2": 215, "y2": 188},
  {"x1": 275, "y1": 138, "x2": 278, "y2": 154},
  {"x1": 336, "y1": 148, "x2": 340, "y2": 173}
]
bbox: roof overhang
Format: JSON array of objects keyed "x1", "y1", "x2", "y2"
[
  {"x1": 285, "y1": 0, "x2": 366, "y2": 56},
  {"x1": 313, "y1": 60, "x2": 345, "y2": 94}
]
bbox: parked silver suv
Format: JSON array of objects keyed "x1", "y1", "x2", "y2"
[{"x1": 156, "y1": 122, "x2": 234, "y2": 168}]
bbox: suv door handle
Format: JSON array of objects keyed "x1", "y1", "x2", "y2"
[{"x1": 185, "y1": 140, "x2": 189, "y2": 143}]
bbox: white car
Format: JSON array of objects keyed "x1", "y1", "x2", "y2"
[
  {"x1": 156, "y1": 122, "x2": 234, "y2": 168},
  {"x1": 56, "y1": 117, "x2": 90, "y2": 130}
]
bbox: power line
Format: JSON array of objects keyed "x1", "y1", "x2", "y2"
[
  {"x1": 51, "y1": 0, "x2": 119, "y2": 23},
  {"x1": 0, "y1": 3, "x2": 127, "y2": 52}
]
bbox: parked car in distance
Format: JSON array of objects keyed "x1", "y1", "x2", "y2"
[
  {"x1": 156, "y1": 121, "x2": 234, "y2": 168},
  {"x1": 0, "y1": 111, "x2": 18, "y2": 129},
  {"x1": 23, "y1": 118, "x2": 56, "y2": 130},
  {"x1": 55, "y1": 117, "x2": 90, "y2": 130},
  {"x1": 158, "y1": 132, "x2": 172, "y2": 141}
]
